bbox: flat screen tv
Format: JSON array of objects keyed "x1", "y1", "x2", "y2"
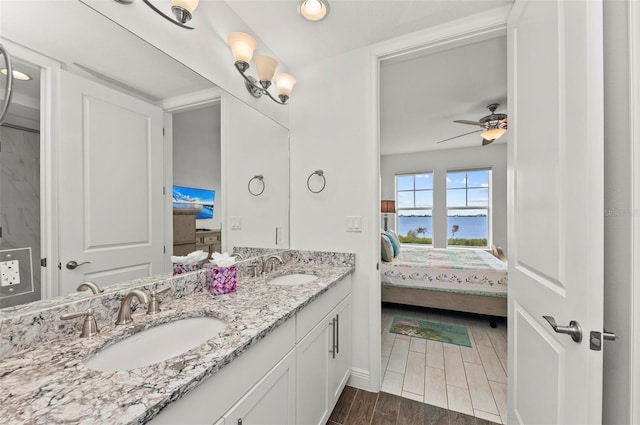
[{"x1": 172, "y1": 185, "x2": 215, "y2": 219}]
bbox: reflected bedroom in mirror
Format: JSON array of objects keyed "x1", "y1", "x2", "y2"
[{"x1": 0, "y1": 0, "x2": 290, "y2": 310}]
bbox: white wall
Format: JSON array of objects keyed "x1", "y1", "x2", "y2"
[
  {"x1": 290, "y1": 46, "x2": 379, "y2": 389},
  {"x1": 172, "y1": 104, "x2": 222, "y2": 230},
  {"x1": 381, "y1": 144, "x2": 508, "y2": 253},
  {"x1": 222, "y1": 93, "x2": 290, "y2": 251}
]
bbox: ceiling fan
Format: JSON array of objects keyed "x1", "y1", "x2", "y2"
[{"x1": 438, "y1": 103, "x2": 508, "y2": 146}]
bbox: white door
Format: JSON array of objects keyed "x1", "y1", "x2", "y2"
[
  {"x1": 58, "y1": 71, "x2": 164, "y2": 295},
  {"x1": 507, "y1": 0, "x2": 604, "y2": 424}
]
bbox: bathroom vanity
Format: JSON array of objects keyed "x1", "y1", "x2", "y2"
[{"x1": 0, "y1": 250, "x2": 354, "y2": 424}]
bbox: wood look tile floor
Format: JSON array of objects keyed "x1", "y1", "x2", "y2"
[
  {"x1": 380, "y1": 303, "x2": 508, "y2": 424},
  {"x1": 327, "y1": 385, "x2": 500, "y2": 425}
]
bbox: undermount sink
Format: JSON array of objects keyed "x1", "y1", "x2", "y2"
[
  {"x1": 84, "y1": 317, "x2": 227, "y2": 372},
  {"x1": 267, "y1": 273, "x2": 318, "y2": 286}
]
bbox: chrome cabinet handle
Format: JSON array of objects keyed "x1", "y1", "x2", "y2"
[
  {"x1": 329, "y1": 318, "x2": 336, "y2": 359},
  {"x1": 66, "y1": 260, "x2": 91, "y2": 270},
  {"x1": 335, "y1": 314, "x2": 340, "y2": 355},
  {"x1": 543, "y1": 315, "x2": 582, "y2": 343}
]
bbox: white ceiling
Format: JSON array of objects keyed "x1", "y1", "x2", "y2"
[
  {"x1": 380, "y1": 35, "x2": 508, "y2": 155},
  {"x1": 225, "y1": 0, "x2": 511, "y2": 155}
]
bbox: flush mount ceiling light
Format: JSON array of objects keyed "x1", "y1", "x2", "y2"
[
  {"x1": 115, "y1": 0, "x2": 199, "y2": 30},
  {"x1": 0, "y1": 68, "x2": 32, "y2": 81},
  {"x1": 298, "y1": 0, "x2": 329, "y2": 21},
  {"x1": 227, "y1": 32, "x2": 296, "y2": 105}
]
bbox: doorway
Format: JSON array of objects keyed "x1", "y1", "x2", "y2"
[{"x1": 376, "y1": 27, "x2": 509, "y2": 424}]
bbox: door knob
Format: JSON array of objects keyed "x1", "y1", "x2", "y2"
[
  {"x1": 543, "y1": 315, "x2": 583, "y2": 343},
  {"x1": 66, "y1": 260, "x2": 91, "y2": 270}
]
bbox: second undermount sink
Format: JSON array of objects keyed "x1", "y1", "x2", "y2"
[
  {"x1": 267, "y1": 273, "x2": 319, "y2": 286},
  {"x1": 84, "y1": 317, "x2": 227, "y2": 372}
]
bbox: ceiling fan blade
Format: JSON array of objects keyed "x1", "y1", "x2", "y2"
[
  {"x1": 436, "y1": 129, "x2": 483, "y2": 144},
  {"x1": 482, "y1": 138, "x2": 494, "y2": 146},
  {"x1": 454, "y1": 119, "x2": 485, "y2": 127}
]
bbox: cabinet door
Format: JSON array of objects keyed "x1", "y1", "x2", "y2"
[
  {"x1": 329, "y1": 297, "x2": 351, "y2": 404},
  {"x1": 296, "y1": 318, "x2": 331, "y2": 425},
  {"x1": 224, "y1": 349, "x2": 296, "y2": 425}
]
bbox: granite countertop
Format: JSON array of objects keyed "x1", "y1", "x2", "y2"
[{"x1": 0, "y1": 262, "x2": 354, "y2": 424}]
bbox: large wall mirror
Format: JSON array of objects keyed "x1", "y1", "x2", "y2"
[{"x1": 0, "y1": 0, "x2": 290, "y2": 310}]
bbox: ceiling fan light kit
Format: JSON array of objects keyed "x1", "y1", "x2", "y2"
[{"x1": 453, "y1": 103, "x2": 508, "y2": 146}]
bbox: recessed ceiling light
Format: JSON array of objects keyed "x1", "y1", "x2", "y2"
[
  {"x1": 298, "y1": 0, "x2": 329, "y2": 22},
  {"x1": 0, "y1": 68, "x2": 32, "y2": 81}
]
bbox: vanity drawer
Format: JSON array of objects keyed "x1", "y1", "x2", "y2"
[{"x1": 203, "y1": 234, "x2": 220, "y2": 244}]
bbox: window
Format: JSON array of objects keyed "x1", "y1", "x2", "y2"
[
  {"x1": 446, "y1": 169, "x2": 490, "y2": 247},
  {"x1": 396, "y1": 173, "x2": 433, "y2": 244}
]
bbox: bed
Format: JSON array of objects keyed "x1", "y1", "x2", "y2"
[{"x1": 380, "y1": 246, "x2": 508, "y2": 317}]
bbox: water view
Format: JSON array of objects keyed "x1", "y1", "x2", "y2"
[{"x1": 398, "y1": 215, "x2": 487, "y2": 240}]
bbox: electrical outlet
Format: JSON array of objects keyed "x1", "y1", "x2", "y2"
[{"x1": 1, "y1": 260, "x2": 20, "y2": 286}]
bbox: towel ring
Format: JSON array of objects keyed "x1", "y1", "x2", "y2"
[
  {"x1": 307, "y1": 170, "x2": 326, "y2": 194},
  {"x1": 248, "y1": 174, "x2": 265, "y2": 196}
]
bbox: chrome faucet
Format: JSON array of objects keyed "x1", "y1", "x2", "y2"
[
  {"x1": 76, "y1": 281, "x2": 104, "y2": 294},
  {"x1": 263, "y1": 255, "x2": 284, "y2": 273},
  {"x1": 116, "y1": 289, "x2": 149, "y2": 325}
]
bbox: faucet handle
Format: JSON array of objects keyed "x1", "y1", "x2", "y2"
[
  {"x1": 247, "y1": 263, "x2": 261, "y2": 278},
  {"x1": 147, "y1": 286, "x2": 171, "y2": 315},
  {"x1": 60, "y1": 308, "x2": 100, "y2": 338}
]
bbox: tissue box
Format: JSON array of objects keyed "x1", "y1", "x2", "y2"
[
  {"x1": 172, "y1": 263, "x2": 204, "y2": 275},
  {"x1": 206, "y1": 266, "x2": 237, "y2": 295}
]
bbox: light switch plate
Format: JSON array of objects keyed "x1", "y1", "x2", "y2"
[
  {"x1": 346, "y1": 216, "x2": 362, "y2": 232},
  {"x1": 230, "y1": 216, "x2": 242, "y2": 230}
]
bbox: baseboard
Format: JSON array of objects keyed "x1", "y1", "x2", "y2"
[{"x1": 346, "y1": 367, "x2": 373, "y2": 392}]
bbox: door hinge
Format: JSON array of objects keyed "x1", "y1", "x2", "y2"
[
  {"x1": 0, "y1": 226, "x2": 2, "y2": 238},
  {"x1": 163, "y1": 128, "x2": 165, "y2": 136},
  {"x1": 163, "y1": 245, "x2": 166, "y2": 254},
  {"x1": 41, "y1": 258, "x2": 47, "y2": 267},
  {"x1": 163, "y1": 186, "x2": 166, "y2": 195}
]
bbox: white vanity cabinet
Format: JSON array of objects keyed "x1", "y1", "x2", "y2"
[
  {"x1": 296, "y1": 279, "x2": 352, "y2": 425},
  {"x1": 148, "y1": 275, "x2": 351, "y2": 425},
  {"x1": 222, "y1": 349, "x2": 296, "y2": 425}
]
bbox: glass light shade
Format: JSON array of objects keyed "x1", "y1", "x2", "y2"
[
  {"x1": 254, "y1": 56, "x2": 279, "y2": 82},
  {"x1": 299, "y1": 0, "x2": 328, "y2": 21},
  {"x1": 0, "y1": 68, "x2": 31, "y2": 81},
  {"x1": 171, "y1": 0, "x2": 199, "y2": 13},
  {"x1": 481, "y1": 128, "x2": 507, "y2": 141},
  {"x1": 274, "y1": 73, "x2": 296, "y2": 96},
  {"x1": 227, "y1": 32, "x2": 258, "y2": 64}
]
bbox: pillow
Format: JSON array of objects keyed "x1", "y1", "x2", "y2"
[
  {"x1": 384, "y1": 230, "x2": 401, "y2": 257},
  {"x1": 381, "y1": 234, "x2": 394, "y2": 262}
]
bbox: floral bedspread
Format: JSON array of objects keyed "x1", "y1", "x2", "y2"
[{"x1": 381, "y1": 246, "x2": 508, "y2": 296}]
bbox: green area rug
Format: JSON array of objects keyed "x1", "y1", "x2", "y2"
[{"x1": 390, "y1": 316, "x2": 472, "y2": 347}]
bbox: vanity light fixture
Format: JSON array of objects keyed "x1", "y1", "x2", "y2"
[
  {"x1": 298, "y1": 0, "x2": 329, "y2": 22},
  {"x1": 227, "y1": 32, "x2": 296, "y2": 105},
  {"x1": 114, "y1": 0, "x2": 199, "y2": 30}
]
